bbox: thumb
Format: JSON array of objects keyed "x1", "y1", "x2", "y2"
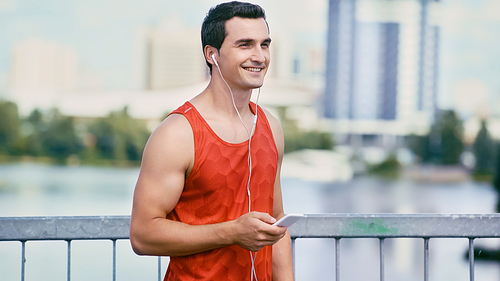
[{"x1": 253, "y1": 212, "x2": 276, "y2": 224}]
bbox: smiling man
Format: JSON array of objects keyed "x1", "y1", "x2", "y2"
[{"x1": 129, "y1": 1, "x2": 294, "y2": 281}]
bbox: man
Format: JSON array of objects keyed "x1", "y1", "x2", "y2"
[{"x1": 130, "y1": 1, "x2": 294, "y2": 280}]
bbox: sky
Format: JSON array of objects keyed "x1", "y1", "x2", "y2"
[
  {"x1": 438, "y1": 0, "x2": 500, "y2": 116},
  {"x1": 0, "y1": 0, "x2": 499, "y2": 116}
]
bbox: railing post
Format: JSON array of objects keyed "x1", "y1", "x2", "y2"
[
  {"x1": 379, "y1": 238, "x2": 385, "y2": 281},
  {"x1": 424, "y1": 238, "x2": 429, "y2": 281},
  {"x1": 112, "y1": 239, "x2": 117, "y2": 281},
  {"x1": 158, "y1": 256, "x2": 162, "y2": 281},
  {"x1": 66, "y1": 240, "x2": 71, "y2": 281},
  {"x1": 21, "y1": 240, "x2": 26, "y2": 281},
  {"x1": 291, "y1": 237, "x2": 296, "y2": 279},
  {"x1": 335, "y1": 238, "x2": 340, "y2": 281},
  {"x1": 469, "y1": 238, "x2": 475, "y2": 281}
]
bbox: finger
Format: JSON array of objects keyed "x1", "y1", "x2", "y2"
[
  {"x1": 252, "y1": 212, "x2": 276, "y2": 224},
  {"x1": 259, "y1": 230, "x2": 287, "y2": 242},
  {"x1": 257, "y1": 235, "x2": 285, "y2": 247},
  {"x1": 264, "y1": 224, "x2": 289, "y2": 236}
]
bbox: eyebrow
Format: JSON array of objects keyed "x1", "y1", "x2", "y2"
[{"x1": 234, "y1": 38, "x2": 272, "y2": 45}]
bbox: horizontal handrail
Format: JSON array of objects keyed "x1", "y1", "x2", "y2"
[
  {"x1": 2, "y1": 214, "x2": 499, "y2": 281},
  {"x1": 290, "y1": 213, "x2": 500, "y2": 238},
  {"x1": 0, "y1": 216, "x2": 130, "y2": 241},
  {"x1": 1, "y1": 214, "x2": 499, "y2": 241}
]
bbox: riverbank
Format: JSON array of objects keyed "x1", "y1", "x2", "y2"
[
  {"x1": 402, "y1": 164, "x2": 471, "y2": 183},
  {"x1": 1, "y1": 163, "x2": 498, "y2": 280},
  {"x1": 0, "y1": 154, "x2": 140, "y2": 167}
]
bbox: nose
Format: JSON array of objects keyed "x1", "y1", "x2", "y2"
[{"x1": 251, "y1": 46, "x2": 266, "y2": 64}]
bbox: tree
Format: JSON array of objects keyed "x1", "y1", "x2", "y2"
[
  {"x1": 473, "y1": 120, "x2": 495, "y2": 175},
  {"x1": 279, "y1": 107, "x2": 334, "y2": 153},
  {"x1": 439, "y1": 110, "x2": 464, "y2": 165},
  {"x1": 493, "y1": 142, "x2": 500, "y2": 212},
  {"x1": 88, "y1": 107, "x2": 150, "y2": 162},
  {"x1": 0, "y1": 101, "x2": 21, "y2": 154},
  {"x1": 408, "y1": 134, "x2": 432, "y2": 163},
  {"x1": 88, "y1": 118, "x2": 115, "y2": 159},
  {"x1": 111, "y1": 107, "x2": 150, "y2": 162},
  {"x1": 23, "y1": 109, "x2": 47, "y2": 156},
  {"x1": 41, "y1": 109, "x2": 82, "y2": 162},
  {"x1": 407, "y1": 110, "x2": 464, "y2": 165}
]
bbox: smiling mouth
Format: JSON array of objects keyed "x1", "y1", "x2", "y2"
[{"x1": 243, "y1": 67, "x2": 263, "y2": 72}]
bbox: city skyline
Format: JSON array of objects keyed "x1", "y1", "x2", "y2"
[
  {"x1": 0, "y1": 0, "x2": 499, "y2": 117},
  {"x1": 322, "y1": 0, "x2": 440, "y2": 140}
]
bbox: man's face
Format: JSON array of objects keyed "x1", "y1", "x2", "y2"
[{"x1": 217, "y1": 17, "x2": 271, "y2": 91}]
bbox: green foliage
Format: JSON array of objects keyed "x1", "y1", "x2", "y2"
[
  {"x1": 88, "y1": 118, "x2": 116, "y2": 159},
  {"x1": 41, "y1": 109, "x2": 82, "y2": 162},
  {"x1": 85, "y1": 107, "x2": 150, "y2": 164},
  {"x1": 0, "y1": 102, "x2": 151, "y2": 166},
  {"x1": 280, "y1": 109, "x2": 333, "y2": 153},
  {"x1": 368, "y1": 154, "x2": 401, "y2": 179},
  {"x1": 472, "y1": 120, "x2": 495, "y2": 177},
  {"x1": 0, "y1": 101, "x2": 21, "y2": 154},
  {"x1": 494, "y1": 142, "x2": 500, "y2": 192},
  {"x1": 284, "y1": 131, "x2": 334, "y2": 153},
  {"x1": 407, "y1": 134, "x2": 430, "y2": 162},
  {"x1": 439, "y1": 110, "x2": 464, "y2": 165},
  {"x1": 408, "y1": 110, "x2": 464, "y2": 165},
  {"x1": 23, "y1": 109, "x2": 46, "y2": 156}
]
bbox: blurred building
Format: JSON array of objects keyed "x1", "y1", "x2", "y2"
[
  {"x1": 134, "y1": 18, "x2": 208, "y2": 90},
  {"x1": 323, "y1": 0, "x2": 441, "y2": 146},
  {"x1": 7, "y1": 37, "x2": 107, "y2": 114},
  {"x1": 268, "y1": 34, "x2": 326, "y2": 91},
  {"x1": 9, "y1": 38, "x2": 78, "y2": 92}
]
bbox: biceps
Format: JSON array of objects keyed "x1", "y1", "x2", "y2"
[
  {"x1": 133, "y1": 167, "x2": 185, "y2": 218},
  {"x1": 273, "y1": 166, "x2": 285, "y2": 219}
]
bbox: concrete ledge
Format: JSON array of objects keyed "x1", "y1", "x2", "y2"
[{"x1": 1, "y1": 214, "x2": 500, "y2": 241}]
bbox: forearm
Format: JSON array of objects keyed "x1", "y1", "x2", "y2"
[
  {"x1": 130, "y1": 217, "x2": 234, "y2": 257},
  {"x1": 272, "y1": 230, "x2": 294, "y2": 281},
  {"x1": 131, "y1": 211, "x2": 285, "y2": 257}
]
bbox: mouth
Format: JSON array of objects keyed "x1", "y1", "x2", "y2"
[{"x1": 243, "y1": 67, "x2": 263, "y2": 73}]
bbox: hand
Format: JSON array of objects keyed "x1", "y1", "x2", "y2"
[{"x1": 231, "y1": 212, "x2": 288, "y2": 252}]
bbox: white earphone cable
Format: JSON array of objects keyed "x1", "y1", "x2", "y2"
[{"x1": 214, "y1": 59, "x2": 261, "y2": 281}]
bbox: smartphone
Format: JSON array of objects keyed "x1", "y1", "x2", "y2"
[{"x1": 272, "y1": 213, "x2": 305, "y2": 227}]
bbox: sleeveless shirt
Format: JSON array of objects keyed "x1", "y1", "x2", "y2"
[{"x1": 163, "y1": 101, "x2": 278, "y2": 281}]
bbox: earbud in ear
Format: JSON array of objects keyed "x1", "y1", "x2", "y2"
[{"x1": 211, "y1": 54, "x2": 219, "y2": 67}]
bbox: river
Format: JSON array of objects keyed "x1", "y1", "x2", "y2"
[{"x1": 0, "y1": 163, "x2": 499, "y2": 280}]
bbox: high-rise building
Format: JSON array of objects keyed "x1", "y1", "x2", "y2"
[
  {"x1": 418, "y1": 0, "x2": 440, "y2": 116},
  {"x1": 323, "y1": 0, "x2": 441, "y2": 138},
  {"x1": 9, "y1": 38, "x2": 78, "y2": 92},
  {"x1": 137, "y1": 19, "x2": 207, "y2": 91}
]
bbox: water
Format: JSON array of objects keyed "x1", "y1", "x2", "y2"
[
  {"x1": 1, "y1": 163, "x2": 499, "y2": 280},
  {"x1": 283, "y1": 177, "x2": 500, "y2": 281}
]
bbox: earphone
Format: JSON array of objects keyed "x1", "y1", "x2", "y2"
[
  {"x1": 212, "y1": 53, "x2": 219, "y2": 67},
  {"x1": 212, "y1": 52, "x2": 261, "y2": 281},
  {"x1": 212, "y1": 53, "x2": 259, "y2": 128}
]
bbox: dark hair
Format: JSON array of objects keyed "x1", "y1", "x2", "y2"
[{"x1": 201, "y1": 1, "x2": 267, "y2": 73}]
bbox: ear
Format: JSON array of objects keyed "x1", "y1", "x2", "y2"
[{"x1": 204, "y1": 45, "x2": 218, "y2": 66}]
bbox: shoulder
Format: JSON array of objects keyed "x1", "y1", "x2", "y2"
[
  {"x1": 142, "y1": 113, "x2": 194, "y2": 171},
  {"x1": 151, "y1": 113, "x2": 193, "y2": 145},
  {"x1": 260, "y1": 107, "x2": 281, "y2": 134},
  {"x1": 260, "y1": 107, "x2": 284, "y2": 155}
]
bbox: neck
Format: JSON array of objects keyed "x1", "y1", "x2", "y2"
[{"x1": 205, "y1": 77, "x2": 254, "y2": 117}]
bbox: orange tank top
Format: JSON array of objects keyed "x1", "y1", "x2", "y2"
[{"x1": 164, "y1": 101, "x2": 278, "y2": 281}]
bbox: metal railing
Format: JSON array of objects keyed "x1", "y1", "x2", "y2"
[{"x1": 1, "y1": 214, "x2": 500, "y2": 281}]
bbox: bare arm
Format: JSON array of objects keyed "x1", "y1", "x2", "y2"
[
  {"x1": 264, "y1": 109, "x2": 295, "y2": 280},
  {"x1": 130, "y1": 113, "x2": 286, "y2": 257}
]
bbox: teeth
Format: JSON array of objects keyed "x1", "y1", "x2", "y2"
[{"x1": 245, "y1": 67, "x2": 261, "y2": 72}]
